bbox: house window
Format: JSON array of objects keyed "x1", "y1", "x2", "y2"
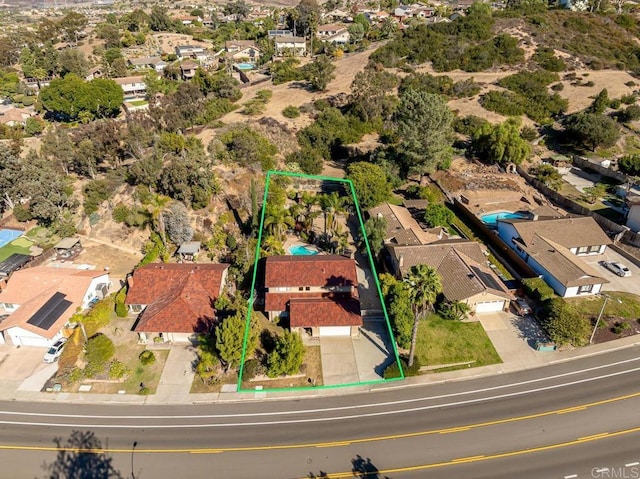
[
  {"x1": 130, "y1": 304, "x2": 144, "y2": 313},
  {"x1": 588, "y1": 245, "x2": 601, "y2": 253},
  {"x1": 298, "y1": 287, "x2": 304, "y2": 291},
  {"x1": 578, "y1": 284, "x2": 594, "y2": 294},
  {"x1": 577, "y1": 246, "x2": 588, "y2": 254},
  {"x1": 305, "y1": 286, "x2": 310, "y2": 291}
]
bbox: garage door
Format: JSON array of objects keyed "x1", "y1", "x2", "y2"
[
  {"x1": 319, "y1": 326, "x2": 351, "y2": 337},
  {"x1": 475, "y1": 301, "x2": 505, "y2": 313},
  {"x1": 10, "y1": 334, "x2": 49, "y2": 347}
]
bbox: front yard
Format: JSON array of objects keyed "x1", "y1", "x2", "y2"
[
  {"x1": 566, "y1": 292, "x2": 640, "y2": 343},
  {"x1": 416, "y1": 314, "x2": 502, "y2": 370}
]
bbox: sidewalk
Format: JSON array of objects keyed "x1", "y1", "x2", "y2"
[{"x1": 3, "y1": 331, "x2": 640, "y2": 405}]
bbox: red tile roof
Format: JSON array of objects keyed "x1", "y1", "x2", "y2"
[
  {"x1": 265, "y1": 291, "x2": 325, "y2": 311},
  {"x1": 264, "y1": 255, "x2": 358, "y2": 288},
  {"x1": 289, "y1": 297, "x2": 362, "y2": 327},
  {"x1": 126, "y1": 263, "x2": 228, "y2": 333}
]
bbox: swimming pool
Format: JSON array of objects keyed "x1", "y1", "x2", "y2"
[
  {"x1": 235, "y1": 62, "x2": 255, "y2": 71},
  {"x1": 0, "y1": 229, "x2": 23, "y2": 248},
  {"x1": 480, "y1": 211, "x2": 529, "y2": 228},
  {"x1": 289, "y1": 244, "x2": 319, "y2": 256}
]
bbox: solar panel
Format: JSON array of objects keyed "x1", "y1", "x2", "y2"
[
  {"x1": 27, "y1": 292, "x2": 72, "y2": 331},
  {"x1": 473, "y1": 267, "x2": 505, "y2": 292}
]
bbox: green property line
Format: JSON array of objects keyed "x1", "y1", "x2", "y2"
[{"x1": 236, "y1": 170, "x2": 404, "y2": 393}]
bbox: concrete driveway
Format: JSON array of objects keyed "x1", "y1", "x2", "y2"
[
  {"x1": 561, "y1": 167, "x2": 600, "y2": 193},
  {"x1": 0, "y1": 345, "x2": 54, "y2": 398},
  {"x1": 583, "y1": 249, "x2": 640, "y2": 296},
  {"x1": 319, "y1": 337, "x2": 359, "y2": 386}
]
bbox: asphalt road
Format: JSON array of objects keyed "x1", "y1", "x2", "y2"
[{"x1": 2, "y1": 347, "x2": 640, "y2": 478}]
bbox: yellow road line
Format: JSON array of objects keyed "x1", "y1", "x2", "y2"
[
  {"x1": 0, "y1": 390, "x2": 638, "y2": 454},
  {"x1": 305, "y1": 425, "x2": 640, "y2": 479}
]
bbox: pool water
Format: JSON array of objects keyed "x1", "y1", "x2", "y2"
[
  {"x1": 480, "y1": 211, "x2": 529, "y2": 227},
  {"x1": 289, "y1": 245, "x2": 319, "y2": 255},
  {"x1": 0, "y1": 228, "x2": 23, "y2": 248},
  {"x1": 235, "y1": 62, "x2": 255, "y2": 70}
]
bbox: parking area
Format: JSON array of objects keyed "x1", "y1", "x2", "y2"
[
  {"x1": 0, "y1": 344, "x2": 54, "y2": 398},
  {"x1": 583, "y1": 249, "x2": 640, "y2": 296},
  {"x1": 319, "y1": 319, "x2": 395, "y2": 385}
]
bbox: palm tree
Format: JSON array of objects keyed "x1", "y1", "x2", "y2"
[
  {"x1": 263, "y1": 206, "x2": 295, "y2": 239},
  {"x1": 404, "y1": 265, "x2": 443, "y2": 367},
  {"x1": 319, "y1": 192, "x2": 345, "y2": 236}
]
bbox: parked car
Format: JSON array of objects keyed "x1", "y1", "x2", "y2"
[
  {"x1": 599, "y1": 261, "x2": 632, "y2": 277},
  {"x1": 512, "y1": 298, "x2": 532, "y2": 316},
  {"x1": 43, "y1": 338, "x2": 67, "y2": 363}
]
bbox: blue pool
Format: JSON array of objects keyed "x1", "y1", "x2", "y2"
[
  {"x1": 289, "y1": 245, "x2": 319, "y2": 256},
  {"x1": 480, "y1": 211, "x2": 529, "y2": 228},
  {"x1": 235, "y1": 62, "x2": 255, "y2": 71},
  {"x1": 0, "y1": 228, "x2": 23, "y2": 248}
]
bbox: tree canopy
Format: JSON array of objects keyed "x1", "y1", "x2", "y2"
[
  {"x1": 347, "y1": 162, "x2": 392, "y2": 209},
  {"x1": 473, "y1": 118, "x2": 531, "y2": 165}
]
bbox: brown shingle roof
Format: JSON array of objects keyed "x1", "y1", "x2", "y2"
[
  {"x1": 264, "y1": 255, "x2": 358, "y2": 288},
  {"x1": 389, "y1": 240, "x2": 488, "y2": 277},
  {"x1": 368, "y1": 203, "x2": 440, "y2": 245},
  {"x1": 126, "y1": 263, "x2": 228, "y2": 333},
  {"x1": 289, "y1": 297, "x2": 362, "y2": 327},
  {"x1": 500, "y1": 216, "x2": 611, "y2": 249}
]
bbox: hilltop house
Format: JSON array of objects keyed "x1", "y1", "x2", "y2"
[
  {"x1": 388, "y1": 241, "x2": 513, "y2": 314},
  {"x1": 0, "y1": 107, "x2": 34, "y2": 127},
  {"x1": 128, "y1": 56, "x2": 167, "y2": 73},
  {"x1": 274, "y1": 35, "x2": 307, "y2": 56},
  {"x1": 316, "y1": 24, "x2": 350, "y2": 44},
  {"x1": 0, "y1": 266, "x2": 110, "y2": 347},
  {"x1": 496, "y1": 216, "x2": 610, "y2": 297},
  {"x1": 264, "y1": 255, "x2": 362, "y2": 337},
  {"x1": 175, "y1": 44, "x2": 208, "y2": 61},
  {"x1": 125, "y1": 263, "x2": 229, "y2": 344},
  {"x1": 225, "y1": 40, "x2": 261, "y2": 62},
  {"x1": 180, "y1": 60, "x2": 198, "y2": 80}
]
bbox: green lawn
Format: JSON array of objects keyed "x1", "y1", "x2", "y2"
[
  {"x1": 567, "y1": 292, "x2": 640, "y2": 320},
  {"x1": 416, "y1": 314, "x2": 502, "y2": 368},
  {"x1": 0, "y1": 238, "x2": 34, "y2": 261}
]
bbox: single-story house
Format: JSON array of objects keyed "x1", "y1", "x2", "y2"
[
  {"x1": 128, "y1": 56, "x2": 167, "y2": 73},
  {"x1": 267, "y1": 29, "x2": 292, "y2": 38},
  {"x1": 0, "y1": 266, "x2": 110, "y2": 347},
  {"x1": 497, "y1": 216, "x2": 611, "y2": 297},
  {"x1": 388, "y1": 240, "x2": 514, "y2": 314},
  {"x1": 626, "y1": 194, "x2": 640, "y2": 233},
  {"x1": 368, "y1": 203, "x2": 448, "y2": 246},
  {"x1": 126, "y1": 263, "x2": 229, "y2": 344},
  {"x1": 175, "y1": 44, "x2": 207, "y2": 60},
  {"x1": 264, "y1": 255, "x2": 362, "y2": 337},
  {"x1": 274, "y1": 35, "x2": 307, "y2": 56},
  {"x1": 85, "y1": 66, "x2": 103, "y2": 81},
  {"x1": 0, "y1": 107, "x2": 33, "y2": 127},
  {"x1": 225, "y1": 40, "x2": 261, "y2": 62},
  {"x1": 316, "y1": 24, "x2": 350, "y2": 44}
]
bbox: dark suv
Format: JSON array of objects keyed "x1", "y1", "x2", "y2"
[{"x1": 512, "y1": 298, "x2": 532, "y2": 316}]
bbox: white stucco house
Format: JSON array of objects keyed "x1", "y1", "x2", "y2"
[
  {"x1": 496, "y1": 216, "x2": 611, "y2": 298},
  {"x1": 0, "y1": 266, "x2": 110, "y2": 347}
]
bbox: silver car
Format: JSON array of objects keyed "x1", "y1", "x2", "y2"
[
  {"x1": 600, "y1": 261, "x2": 631, "y2": 277},
  {"x1": 43, "y1": 338, "x2": 67, "y2": 363}
]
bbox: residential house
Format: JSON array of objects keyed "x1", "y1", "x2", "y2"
[
  {"x1": 388, "y1": 240, "x2": 513, "y2": 314},
  {"x1": 180, "y1": 60, "x2": 198, "y2": 80},
  {"x1": 626, "y1": 194, "x2": 640, "y2": 233},
  {"x1": 322, "y1": 8, "x2": 350, "y2": 21},
  {"x1": 316, "y1": 24, "x2": 350, "y2": 45},
  {"x1": 85, "y1": 66, "x2": 103, "y2": 81},
  {"x1": 0, "y1": 266, "x2": 110, "y2": 347},
  {"x1": 128, "y1": 56, "x2": 167, "y2": 73},
  {"x1": 174, "y1": 15, "x2": 201, "y2": 25},
  {"x1": 113, "y1": 76, "x2": 147, "y2": 101},
  {"x1": 496, "y1": 216, "x2": 611, "y2": 297},
  {"x1": 274, "y1": 35, "x2": 307, "y2": 56},
  {"x1": 368, "y1": 203, "x2": 449, "y2": 246},
  {"x1": 176, "y1": 241, "x2": 201, "y2": 262},
  {"x1": 268, "y1": 29, "x2": 292, "y2": 38},
  {"x1": 225, "y1": 40, "x2": 261, "y2": 63},
  {"x1": 175, "y1": 44, "x2": 207, "y2": 61},
  {"x1": 0, "y1": 107, "x2": 33, "y2": 127},
  {"x1": 264, "y1": 255, "x2": 362, "y2": 337},
  {"x1": 125, "y1": 263, "x2": 229, "y2": 344}
]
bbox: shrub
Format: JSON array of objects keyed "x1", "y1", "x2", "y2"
[
  {"x1": 618, "y1": 104, "x2": 640, "y2": 123},
  {"x1": 115, "y1": 301, "x2": 128, "y2": 318},
  {"x1": 67, "y1": 367, "x2": 85, "y2": 383},
  {"x1": 282, "y1": 105, "x2": 300, "y2": 119},
  {"x1": 621, "y1": 93, "x2": 637, "y2": 105},
  {"x1": 108, "y1": 359, "x2": 129, "y2": 379},
  {"x1": 242, "y1": 358, "x2": 262, "y2": 379},
  {"x1": 139, "y1": 350, "x2": 156, "y2": 365},
  {"x1": 423, "y1": 203, "x2": 454, "y2": 228},
  {"x1": 85, "y1": 334, "x2": 115, "y2": 370},
  {"x1": 13, "y1": 204, "x2": 32, "y2": 222},
  {"x1": 58, "y1": 327, "x2": 84, "y2": 372},
  {"x1": 480, "y1": 90, "x2": 526, "y2": 117},
  {"x1": 550, "y1": 83, "x2": 564, "y2": 92},
  {"x1": 453, "y1": 115, "x2": 489, "y2": 136},
  {"x1": 520, "y1": 126, "x2": 539, "y2": 141},
  {"x1": 522, "y1": 277, "x2": 555, "y2": 302},
  {"x1": 540, "y1": 297, "x2": 590, "y2": 346}
]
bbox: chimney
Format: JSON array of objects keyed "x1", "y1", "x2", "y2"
[
  {"x1": 399, "y1": 255, "x2": 404, "y2": 267},
  {"x1": 127, "y1": 276, "x2": 134, "y2": 288},
  {"x1": 377, "y1": 213, "x2": 383, "y2": 219}
]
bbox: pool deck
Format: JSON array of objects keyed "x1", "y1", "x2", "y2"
[{"x1": 283, "y1": 237, "x2": 323, "y2": 255}]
